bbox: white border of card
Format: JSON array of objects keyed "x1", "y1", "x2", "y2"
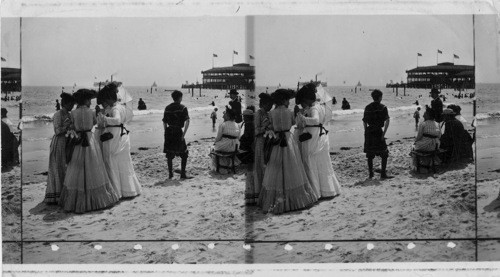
[{"x1": 2, "y1": 0, "x2": 500, "y2": 276}]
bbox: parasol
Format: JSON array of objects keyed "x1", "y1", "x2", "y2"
[
  {"x1": 315, "y1": 84, "x2": 333, "y2": 122},
  {"x1": 117, "y1": 84, "x2": 134, "y2": 124}
]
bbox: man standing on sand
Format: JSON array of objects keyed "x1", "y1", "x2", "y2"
[
  {"x1": 430, "y1": 88, "x2": 443, "y2": 123},
  {"x1": 163, "y1": 90, "x2": 192, "y2": 179},
  {"x1": 228, "y1": 89, "x2": 243, "y2": 123},
  {"x1": 362, "y1": 89, "x2": 393, "y2": 179}
]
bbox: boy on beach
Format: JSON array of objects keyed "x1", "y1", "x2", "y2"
[
  {"x1": 414, "y1": 107, "x2": 421, "y2": 128},
  {"x1": 163, "y1": 90, "x2": 192, "y2": 179},
  {"x1": 211, "y1": 108, "x2": 218, "y2": 128},
  {"x1": 362, "y1": 89, "x2": 393, "y2": 179}
]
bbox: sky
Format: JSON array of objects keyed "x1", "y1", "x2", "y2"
[
  {"x1": 254, "y1": 15, "x2": 476, "y2": 87},
  {"x1": 10, "y1": 15, "x2": 500, "y2": 87},
  {"x1": 1, "y1": 17, "x2": 21, "y2": 69},
  {"x1": 21, "y1": 17, "x2": 247, "y2": 86},
  {"x1": 475, "y1": 14, "x2": 500, "y2": 84}
]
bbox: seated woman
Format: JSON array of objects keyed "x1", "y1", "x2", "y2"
[
  {"x1": 210, "y1": 108, "x2": 241, "y2": 172},
  {"x1": 137, "y1": 98, "x2": 147, "y2": 110},
  {"x1": 414, "y1": 107, "x2": 441, "y2": 152},
  {"x1": 411, "y1": 108, "x2": 441, "y2": 172},
  {"x1": 440, "y1": 108, "x2": 473, "y2": 163}
]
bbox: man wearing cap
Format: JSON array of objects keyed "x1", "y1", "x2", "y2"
[
  {"x1": 362, "y1": 89, "x2": 393, "y2": 179},
  {"x1": 228, "y1": 89, "x2": 243, "y2": 123},
  {"x1": 430, "y1": 88, "x2": 443, "y2": 123}
]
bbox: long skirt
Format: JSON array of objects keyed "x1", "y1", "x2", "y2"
[
  {"x1": 257, "y1": 132, "x2": 318, "y2": 214},
  {"x1": 102, "y1": 130, "x2": 142, "y2": 198},
  {"x1": 59, "y1": 131, "x2": 120, "y2": 213},
  {"x1": 44, "y1": 134, "x2": 67, "y2": 204},
  {"x1": 248, "y1": 136, "x2": 265, "y2": 204},
  {"x1": 300, "y1": 128, "x2": 341, "y2": 198}
]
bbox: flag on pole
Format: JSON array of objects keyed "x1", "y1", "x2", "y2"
[
  {"x1": 453, "y1": 54, "x2": 460, "y2": 59},
  {"x1": 1, "y1": 57, "x2": 6, "y2": 61},
  {"x1": 417, "y1": 53, "x2": 422, "y2": 56},
  {"x1": 249, "y1": 55, "x2": 254, "y2": 59},
  {"x1": 213, "y1": 54, "x2": 218, "y2": 57},
  {"x1": 233, "y1": 50, "x2": 238, "y2": 55},
  {"x1": 437, "y1": 49, "x2": 443, "y2": 54}
]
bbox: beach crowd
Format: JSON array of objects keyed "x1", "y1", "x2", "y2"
[{"x1": 42, "y1": 82, "x2": 475, "y2": 216}]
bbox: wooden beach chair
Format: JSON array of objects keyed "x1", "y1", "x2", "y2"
[
  {"x1": 411, "y1": 147, "x2": 447, "y2": 174},
  {"x1": 213, "y1": 144, "x2": 239, "y2": 174}
]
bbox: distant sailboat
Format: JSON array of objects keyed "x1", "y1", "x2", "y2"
[
  {"x1": 152, "y1": 81, "x2": 157, "y2": 88},
  {"x1": 356, "y1": 81, "x2": 362, "y2": 87}
]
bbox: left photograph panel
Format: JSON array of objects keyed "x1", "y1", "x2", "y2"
[
  {"x1": 21, "y1": 17, "x2": 251, "y2": 259},
  {"x1": 1, "y1": 17, "x2": 22, "y2": 262}
]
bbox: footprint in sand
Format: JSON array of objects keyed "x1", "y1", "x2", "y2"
[{"x1": 43, "y1": 212, "x2": 71, "y2": 222}]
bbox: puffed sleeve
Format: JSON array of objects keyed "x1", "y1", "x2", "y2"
[
  {"x1": 302, "y1": 106, "x2": 320, "y2": 125},
  {"x1": 52, "y1": 111, "x2": 65, "y2": 135},
  {"x1": 215, "y1": 123, "x2": 224, "y2": 142},
  {"x1": 104, "y1": 107, "x2": 122, "y2": 125}
]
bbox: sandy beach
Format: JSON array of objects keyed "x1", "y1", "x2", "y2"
[
  {"x1": 477, "y1": 179, "x2": 500, "y2": 262},
  {"x1": 247, "y1": 137, "x2": 476, "y2": 241},
  {"x1": 22, "y1": 138, "x2": 245, "y2": 242},
  {"x1": 20, "y1": 132, "x2": 476, "y2": 263},
  {"x1": 1, "y1": 166, "x2": 21, "y2": 242},
  {"x1": 20, "y1": 240, "x2": 475, "y2": 264}
]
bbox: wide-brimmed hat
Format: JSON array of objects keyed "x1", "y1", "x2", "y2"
[
  {"x1": 229, "y1": 89, "x2": 239, "y2": 95},
  {"x1": 430, "y1": 88, "x2": 440, "y2": 94},
  {"x1": 242, "y1": 109, "x2": 254, "y2": 116},
  {"x1": 442, "y1": 108, "x2": 455, "y2": 115}
]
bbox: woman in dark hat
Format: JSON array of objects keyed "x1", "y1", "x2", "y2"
[
  {"x1": 257, "y1": 89, "x2": 318, "y2": 214},
  {"x1": 97, "y1": 83, "x2": 142, "y2": 197},
  {"x1": 59, "y1": 89, "x2": 120, "y2": 213},
  {"x1": 296, "y1": 83, "x2": 341, "y2": 199},
  {"x1": 440, "y1": 108, "x2": 473, "y2": 163},
  {"x1": 246, "y1": 93, "x2": 274, "y2": 205},
  {"x1": 44, "y1": 92, "x2": 75, "y2": 204}
]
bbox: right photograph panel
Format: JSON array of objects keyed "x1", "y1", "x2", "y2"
[
  {"x1": 475, "y1": 14, "x2": 500, "y2": 261},
  {"x1": 245, "y1": 15, "x2": 476, "y2": 244}
]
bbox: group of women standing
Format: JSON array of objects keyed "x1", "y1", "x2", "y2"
[
  {"x1": 44, "y1": 83, "x2": 141, "y2": 214},
  {"x1": 246, "y1": 83, "x2": 342, "y2": 214}
]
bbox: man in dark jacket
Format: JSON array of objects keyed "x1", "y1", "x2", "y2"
[
  {"x1": 228, "y1": 89, "x2": 243, "y2": 123},
  {"x1": 430, "y1": 88, "x2": 443, "y2": 123}
]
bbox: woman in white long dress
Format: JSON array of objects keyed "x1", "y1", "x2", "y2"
[
  {"x1": 97, "y1": 83, "x2": 141, "y2": 198},
  {"x1": 296, "y1": 84, "x2": 341, "y2": 199}
]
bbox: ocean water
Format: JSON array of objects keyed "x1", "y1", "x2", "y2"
[
  {"x1": 22, "y1": 84, "x2": 477, "y2": 181},
  {"x1": 476, "y1": 83, "x2": 500, "y2": 181}
]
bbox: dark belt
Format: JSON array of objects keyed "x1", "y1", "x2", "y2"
[
  {"x1": 423, "y1": 133, "x2": 438, "y2": 139},
  {"x1": 108, "y1": 124, "x2": 130, "y2": 137},
  {"x1": 77, "y1": 129, "x2": 92, "y2": 147},
  {"x1": 222, "y1": 134, "x2": 238, "y2": 139},
  {"x1": 274, "y1": 130, "x2": 290, "y2": 147},
  {"x1": 305, "y1": 123, "x2": 329, "y2": 136}
]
